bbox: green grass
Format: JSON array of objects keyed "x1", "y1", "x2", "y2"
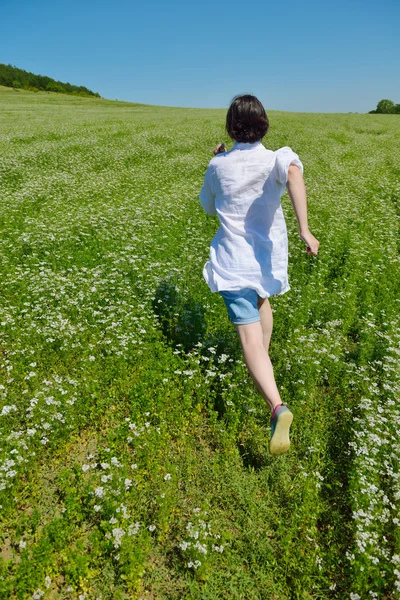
[{"x1": 0, "y1": 87, "x2": 399, "y2": 599}]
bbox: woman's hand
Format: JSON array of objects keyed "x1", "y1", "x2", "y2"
[
  {"x1": 213, "y1": 143, "x2": 226, "y2": 155},
  {"x1": 299, "y1": 229, "x2": 320, "y2": 256}
]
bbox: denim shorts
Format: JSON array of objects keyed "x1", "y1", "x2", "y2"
[{"x1": 219, "y1": 288, "x2": 261, "y2": 325}]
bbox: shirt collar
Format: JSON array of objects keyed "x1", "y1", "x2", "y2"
[{"x1": 233, "y1": 141, "x2": 262, "y2": 149}]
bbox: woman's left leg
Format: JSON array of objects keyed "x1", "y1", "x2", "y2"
[
  {"x1": 234, "y1": 320, "x2": 283, "y2": 412},
  {"x1": 257, "y1": 296, "x2": 273, "y2": 353}
]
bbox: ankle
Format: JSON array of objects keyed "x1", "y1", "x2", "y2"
[{"x1": 270, "y1": 402, "x2": 284, "y2": 420}]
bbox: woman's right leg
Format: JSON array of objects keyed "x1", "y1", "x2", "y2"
[
  {"x1": 219, "y1": 289, "x2": 281, "y2": 411},
  {"x1": 235, "y1": 295, "x2": 293, "y2": 454},
  {"x1": 234, "y1": 319, "x2": 282, "y2": 412}
]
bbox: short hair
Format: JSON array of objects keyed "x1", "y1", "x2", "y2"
[{"x1": 226, "y1": 94, "x2": 269, "y2": 143}]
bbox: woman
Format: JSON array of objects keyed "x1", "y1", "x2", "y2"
[{"x1": 199, "y1": 94, "x2": 320, "y2": 455}]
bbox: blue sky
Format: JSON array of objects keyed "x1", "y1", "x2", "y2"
[{"x1": 1, "y1": 0, "x2": 399, "y2": 112}]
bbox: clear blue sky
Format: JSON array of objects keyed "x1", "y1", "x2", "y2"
[{"x1": 1, "y1": 0, "x2": 399, "y2": 112}]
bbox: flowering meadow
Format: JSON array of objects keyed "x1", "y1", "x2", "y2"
[{"x1": 0, "y1": 85, "x2": 399, "y2": 599}]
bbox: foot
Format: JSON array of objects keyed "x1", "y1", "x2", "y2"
[{"x1": 269, "y1": 404, "x2": 293, "y2": 455}]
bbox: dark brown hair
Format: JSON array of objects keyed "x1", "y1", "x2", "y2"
[{"x1": 226, "y1": 94, "x2": 269, "y2": 143}]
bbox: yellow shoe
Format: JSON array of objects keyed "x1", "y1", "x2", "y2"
[{"x1": 269, "y1": 404, "x2": 293, "y2": 455}]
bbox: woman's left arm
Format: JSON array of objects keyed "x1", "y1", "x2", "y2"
[{"x1": 200, "y1": 164, "x2": 217, "y2": 215}]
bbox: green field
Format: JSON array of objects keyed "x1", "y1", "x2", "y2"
[{"x1": 0, "y1": 85, "x2": 399, "y2": 599}]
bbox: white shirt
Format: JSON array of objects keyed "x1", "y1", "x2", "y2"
[{"x1": 199, "y1": 142, "x2": 303, "y2": 298}]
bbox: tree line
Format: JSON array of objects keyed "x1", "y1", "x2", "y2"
[
  {"x1": 369, "y1": 99, "x2": 400, "y2": 114},
  {"x1": 0, "y1": 63, "x2": 101, "y2": 98}
]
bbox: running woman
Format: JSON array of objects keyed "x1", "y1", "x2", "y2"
[{"x1": 200, "y1": 94, "x2": 320, "y2": 455}]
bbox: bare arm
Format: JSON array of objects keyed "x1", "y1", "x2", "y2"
[
  {"x1": 286, "y1": 165, "x2": 320, "y2": 256},
  {"x1": 287, "y1": 164, "x2": 309, "y2": 233}
]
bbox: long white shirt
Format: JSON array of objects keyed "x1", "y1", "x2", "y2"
[{"x1": 199, "y1": 141, "x2": 303, "y2": 298}]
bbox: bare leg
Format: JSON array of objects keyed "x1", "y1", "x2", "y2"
[
  {"x1": 235, "y1": 317, "x2": 283, "y2": 412},
  {"x1": 257, "y1": 296, "x2": 273, "y2": 353}
]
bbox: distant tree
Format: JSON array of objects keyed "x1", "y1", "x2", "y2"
[
  {"x1": 376, "y1": 99, "x2": 395, "y2": 114},
  {"x1": 0, "y1": 64, "x2": 13, "y2": 87},
  {"x1": 46, "y1": 81, "x2": 64, "y2": 93},
  {"x1": 394, "y1": 104, "x2": 400, "y2": 114},
  {"x1": 0, "y1": 63, "x2": 100, "y2": 98}
]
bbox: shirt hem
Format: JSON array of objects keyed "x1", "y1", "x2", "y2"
[{"x1": 203, "y1": 261, "x2": 291, "y2": 298}]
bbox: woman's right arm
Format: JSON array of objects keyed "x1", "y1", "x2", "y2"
[{"x1": 287, "y1": 164, "x2": 320, "y2": 256}]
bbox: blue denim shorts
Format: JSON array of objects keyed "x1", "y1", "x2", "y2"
[{"x1": 219, "y1": 288, "x2": 261, "y2": 325}]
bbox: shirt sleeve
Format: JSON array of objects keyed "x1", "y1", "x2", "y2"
[
  {"x1": 199, "y1": 163, "x2": 217, "y2": 215},
  {"x1": 274, "y1": 146, "x2": 304, "y2": 187}
]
